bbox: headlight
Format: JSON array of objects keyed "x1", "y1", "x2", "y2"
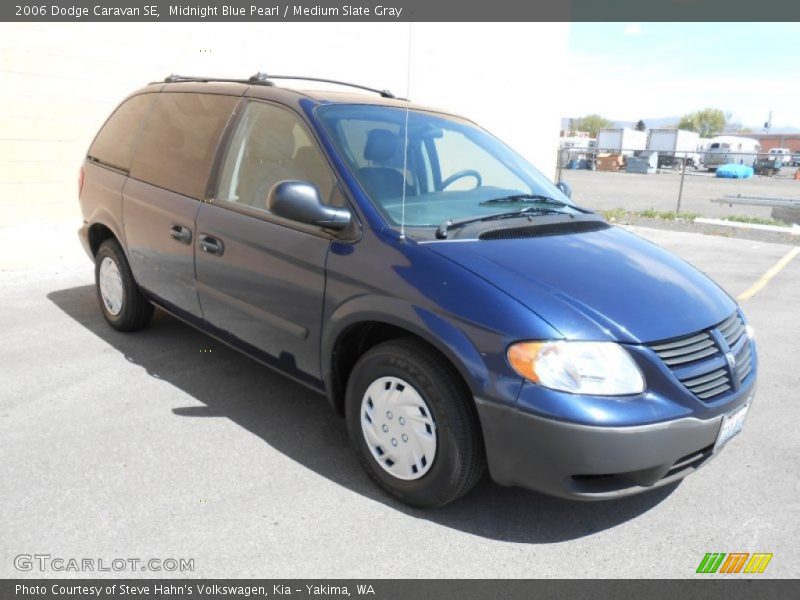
[{"x1": 507, "y1": 341, "x2": 645, "y2": 396}]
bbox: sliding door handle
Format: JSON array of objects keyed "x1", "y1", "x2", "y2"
[{"x1": 169, "y1": 224, "x2": 192, "y2": 244}]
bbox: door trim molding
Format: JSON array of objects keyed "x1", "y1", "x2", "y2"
[{"x1": 196, "y1": 281, "x2": 309, "y2": 340}]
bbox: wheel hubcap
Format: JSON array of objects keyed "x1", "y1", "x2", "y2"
[
  {"x1": 360, "y1": 376, "x2": 437, "y2": 480},
  {"x1": 98, "y1": 256, "x2": 124, "y2": 316}
]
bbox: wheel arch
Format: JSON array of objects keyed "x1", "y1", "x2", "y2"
[
  {"x1": 322, "y1": 298, "x2": 490, "y2": 416},
  {"x1": 88, "y1": 222, "x2": 118, "y2": 257},
  {"x1": 84, "y1": 204, "x2": 126, "y2": 259}
]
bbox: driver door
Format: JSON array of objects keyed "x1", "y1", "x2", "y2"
[{"x1": 194, "y1": 100, "x2": 338, "y2": 384}]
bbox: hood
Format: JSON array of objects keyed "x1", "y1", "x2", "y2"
[{"x1": 425, "y1": 225, "x2": 736, "y2": 343}]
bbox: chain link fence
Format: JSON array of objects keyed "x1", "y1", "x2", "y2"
[{"x1": 554, "y1": 146, "x2": 800, "y2": 228}]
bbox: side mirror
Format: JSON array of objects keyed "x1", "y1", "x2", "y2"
[
  {"x1": 556, "y1": 181, "x2": 572, "y2": 199},
  {"x1": 267, "y1": 181, "x2": 351, "y2": 231}
]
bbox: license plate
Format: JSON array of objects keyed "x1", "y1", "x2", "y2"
[{"x1": 714, "y1": 403, "x2": 749, "y2": 452}]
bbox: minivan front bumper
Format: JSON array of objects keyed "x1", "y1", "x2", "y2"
[{"x1": 475, "y1": 385, "x2": 754, "y2": 500}]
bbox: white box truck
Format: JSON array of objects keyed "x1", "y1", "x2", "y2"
[
  {"x1": 596, "y1": 128, "x2": 647, "y2": 156},
  {"x1": 647, "y1": 129, "x2": 701, "y2": 167}
]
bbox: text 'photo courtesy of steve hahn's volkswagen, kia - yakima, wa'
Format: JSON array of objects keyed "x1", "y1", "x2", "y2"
[{"x1": 78, "y1": 73, "x2": 757, "y2": 508}]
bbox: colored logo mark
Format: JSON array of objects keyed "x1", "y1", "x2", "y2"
[{"x1": 696, "y1": 552, "x2": 773, "y2": 574}]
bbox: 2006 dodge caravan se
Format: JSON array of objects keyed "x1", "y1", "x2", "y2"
[{"x1": 78, "y1": 74, "x2": 757, "y2": 507}]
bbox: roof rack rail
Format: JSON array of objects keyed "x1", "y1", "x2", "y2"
[
  {"x1": 160, "y1": 72, "x2": 397, "y2": 99},
  {"x1": 161, "y1": 74, "x2": 274, "y2": 86},
  {"x1": 249, "y1": 73, "x2": 397, "y2": 98}
]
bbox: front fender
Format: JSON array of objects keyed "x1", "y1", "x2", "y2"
[
  {"x1": 321, "y1": 292, "x2": 532, "y2": 418},
  {"x1": 322, "y1": 295, "x2": 494, "y2": 400}
]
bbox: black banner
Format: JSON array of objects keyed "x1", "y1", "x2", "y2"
[
  {"x1": 4, "y1": 0, "x2": 800, "y2": 22},
  {"x1": 3, "y1": 579, "x2": 799, "y2": 600}
]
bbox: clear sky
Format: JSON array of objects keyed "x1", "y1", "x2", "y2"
[{"x1": 566, "y1": 23, "x2": 800, "y2": 129}]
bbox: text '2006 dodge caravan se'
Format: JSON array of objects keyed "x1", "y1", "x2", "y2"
[{"x1": 78, "y1": 73, "x2": 756, "y2": 507}]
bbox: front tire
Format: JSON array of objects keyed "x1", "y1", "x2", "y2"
[
  {"x1": 95, "y1": 238, "x2": 153, "y2": 332},
  {"x1": 345, "y1": 338, "x2": 485, "y2": 508}
]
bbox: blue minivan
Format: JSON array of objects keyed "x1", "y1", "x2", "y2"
[{"x1": 79, "y1": 74, "x2": 756, "y2": 507}]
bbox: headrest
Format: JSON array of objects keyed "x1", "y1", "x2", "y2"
[{"x1": 364, "y1": 129, "x2": 399, "y2": 162}]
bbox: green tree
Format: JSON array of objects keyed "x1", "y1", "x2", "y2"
[
  {"x1": 635, "y1": 119, "x2": 646, "y2": 131},
  {"x1": 678, "y1": 108, "x2": 726, "y2": 137},
  {"x1": 574, "y1": 114, "x2": 613, "y2": 137}
]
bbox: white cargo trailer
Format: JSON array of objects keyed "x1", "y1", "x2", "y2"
[
  {"x1": 647, "y1": 129, "x2": 701, "y2": 166},
  {"x1": 704, "y1": 136, "x2": 761, "y2": 170},
  {"x1": 596, "y1": 128, "x2": 647, "y2": 156}
]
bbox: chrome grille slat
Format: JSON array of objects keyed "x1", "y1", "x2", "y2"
[
  {"x1": 736, "y1": 347, "x2": 753, "y2": 381},
  {"x1": 720, "y1": 313, "x2": 746, "y2": 348},
  {"x1": 686, "y1": 375, "x2": 730, "y2": 394},
  {"x1": 663, "y1": 345, "x2": 718, "y2": 366},
  {"x1": 738, "y1": 364, "x2": 753, "y2": 382},
  {"x1": 656, "y1": 338, "x2": 715, "y2": 359},
  {"x1": 696, "y1": 383, "x2": 732, "y2": 399},
  {"x1": 681, "y1": 368, "x2": 728, "y2": 387},
  {"x1": 651, "y1": 332, "x2": 711, "y2": 352},
  {"x1": 718, "y1": 313, "x2": 739, "y2": 331},
  {"x1": 736, "y1": 346, "x2": 752, "y2": 365}
]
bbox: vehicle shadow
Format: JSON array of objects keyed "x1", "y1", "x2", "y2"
[{"x1": 48, "y1": 284, "x2": 678, "y2": 544}]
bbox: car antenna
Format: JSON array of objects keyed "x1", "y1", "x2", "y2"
[{"x1": 399, "y1": 22, "x2": 413, "y2": 242}]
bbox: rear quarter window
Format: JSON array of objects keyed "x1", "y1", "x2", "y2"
[
  {"x1": 130, "y1": 92, "x2": 237, "y2": 199},
  {"x1": 88, "y1": 94, "x2": 153, "y2": 171}
]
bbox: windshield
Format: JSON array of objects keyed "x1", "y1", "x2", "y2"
[{"x1": 315, "y1": 104, "x2": 578, "y2": 236}]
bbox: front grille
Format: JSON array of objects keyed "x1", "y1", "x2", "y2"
[
  {"x1": 736, "y1": 339, "x2": 753, "y2": 382},
  {"x1": 680, "y1": 368, "x2": 731, "y2": 400},
  {"x1": 650, "y1": 332, "x2": 717, "y2": 366},
  {"x1": 648, "y1": 311, "x2": 754, "y2": 402},
  {"x1": 719, "y1": 312, "x2": 746, "y2": 347}
]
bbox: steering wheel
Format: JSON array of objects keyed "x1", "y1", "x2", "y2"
[{"x1": 441, "y1": 169, "x2": 482, "y2": 190}]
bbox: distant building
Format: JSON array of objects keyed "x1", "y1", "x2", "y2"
[
  {"x1": 561, "y1": 129, "x2": 591, "y2": 138},
  {"x1": 744, "y1": 133, "x2": 800, "y2": 153}
]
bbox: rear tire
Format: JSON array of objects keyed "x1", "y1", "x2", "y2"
[
  {"x1": 95, "y1": 238, "x2": 153, "y2": 332},
  {"x1": 345, "y1": 338, "x2": 485, "y2": 508}
]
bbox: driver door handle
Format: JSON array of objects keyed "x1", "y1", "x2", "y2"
[{"x1": 198, "y1": 234, "x2": 224, "y2": 256}]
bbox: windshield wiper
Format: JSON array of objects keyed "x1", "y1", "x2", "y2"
[
  {"x1": 479, "y1": 193, "x2": 567, "y2": 207},
  {"x1": 435, "y1": 206, "x2": 564, "y2": 239}
]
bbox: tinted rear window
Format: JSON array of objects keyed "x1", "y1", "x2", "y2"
[
  {"x1": 88, "y1": 94, "x2": 153, "y2": 171},
  {"x1": 130, "y1": 93, "x2": 237, "y2": 199}
]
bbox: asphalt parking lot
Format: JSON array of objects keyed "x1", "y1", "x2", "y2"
[
  {"x1": 561, "y1": 167, "x2": 800, "y2": 220},
  {"x1": 1, "y1": 220, "x2": 799, "y2": 579}
]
